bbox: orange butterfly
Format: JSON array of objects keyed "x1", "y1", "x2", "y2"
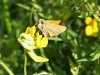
[{"x1": 38, "y1": 19, "x2": 67, "y2": 37}]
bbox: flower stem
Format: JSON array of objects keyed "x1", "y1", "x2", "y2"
[
  {"x1": 0, "y1": 59, "x2": 14, "y2": 75},
  {"x1": 24, "y1": 49, "x2": 27, "y2": 75}
]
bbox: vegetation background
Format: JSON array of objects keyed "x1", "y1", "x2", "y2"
[{"x1": 0, "y1": 0, "x2": 100, "y2": 75}]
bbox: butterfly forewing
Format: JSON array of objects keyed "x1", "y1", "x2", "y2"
[{"x1": 45, "y1": 20, "x2": 61, "y2": 25}]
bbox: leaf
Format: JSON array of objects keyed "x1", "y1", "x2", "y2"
[
  {"x1": 68, "y1": 57, "x2": 79, "y2": 75},
  {"x1": 90, "y1": 49, "x2": 100, "y2": 61},
  {"x1": 16, "y1": 3, "x2": 30, "y2": 10},
  {"x1": 77, "y1": 58, "x2": 92, "y2": 62}
]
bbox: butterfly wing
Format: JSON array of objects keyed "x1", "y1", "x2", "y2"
[
  {"x1": 38, "y1": 19, "x2": 67, "y2": 37},
  {"x1": 45, "y1": 20, "x2": 61, "y2": 25},
  {"x1": 46, "y1": 24, "x2": 67, "y2": 37}
]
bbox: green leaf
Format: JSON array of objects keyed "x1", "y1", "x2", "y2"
[
  {"x1": 16, "y1": 3, "x2": 30, "y2": 10},
  {"x1": 90, "y1": 49, "x2": 100, "y2": 61}
]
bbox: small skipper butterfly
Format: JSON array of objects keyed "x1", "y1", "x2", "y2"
[{"x1": 38, "y1": 19, "x2": 67, "y2": 37}]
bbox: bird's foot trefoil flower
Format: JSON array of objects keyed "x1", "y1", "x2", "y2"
[
  {"x1": 18, "y1": 26, "x2": 49, "y2": 62},
  {"x1": 85, "y1": 17, "x2": 99, "y2": 36}
]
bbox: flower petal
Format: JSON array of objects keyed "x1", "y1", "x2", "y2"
[
  {"x1": 92, "y1": 19, "x2": 99, "y2": 33},
  {"x1": 27, "y1": 51, "x2": 49, "y2": 62},
  {"x1": 85, "y1": 17, "x2": 92, "y2": 25},
  {"x1": 85, "y1": 26, "x2": 93, "y2": 36},
  {"x1": 35, "y1": 32, "x2": 48, "y2": 48},
  {"x1": 40, "y1": 37, "x2": 48, "y2": 47},
  {"x1": 25, "y1": 27, "x2": 31, "y2": 34},
  {"x1": 30, "y1": 26, "x2": 36, "y2": 37}
]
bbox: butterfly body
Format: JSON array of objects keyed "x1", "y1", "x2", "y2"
[{"x1": 38, "y1": 19, "x2": 67, "y2": 37}]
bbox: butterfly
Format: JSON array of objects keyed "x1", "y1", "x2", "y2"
[{"x1": 38, "y1": 19, "x2": 67, "y2": 37}]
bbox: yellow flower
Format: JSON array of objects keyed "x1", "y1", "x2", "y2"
[
  {"x1": 85, "y1": 17, "x2": 99, "y2": 36},
  {"x1": 24, "y1": 26, "x2": 48, "y2": 48},
  {"x1": 18, "y1": 26, "x2": 49, "y2": 62},
  {"x1": 85, "y1": 17, "x2": 92, "y2": 25}
]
